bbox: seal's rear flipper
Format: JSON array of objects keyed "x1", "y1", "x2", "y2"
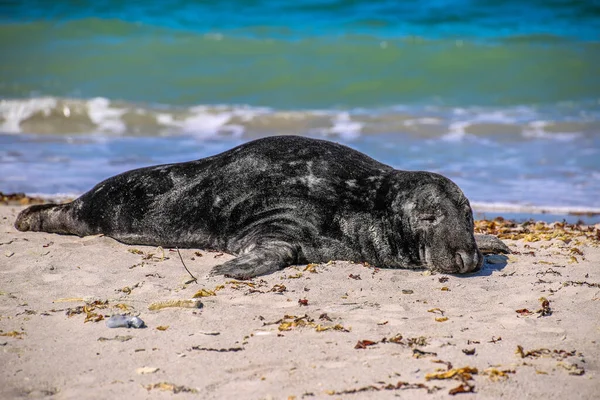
[
  {"x1": 15, "y1": 203, "x2": 83, "y2": 235},
  {"x1": 209, "y1": 242, "x2": 299, "y2": 279},
  {"x1": 15, "y1": 204, "x2": 62, "y2": 232},
  {"x1": 475, "y1": 234, "x2": 510, "y2": 254}
]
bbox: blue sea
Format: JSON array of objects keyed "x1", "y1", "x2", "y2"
[{"x1": 1, "y1": 1, "x2": 599, "y2": 221}]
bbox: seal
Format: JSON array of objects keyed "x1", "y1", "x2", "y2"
[{"x1": 15, "y1": 135, "x2": 490, "y2": 278}]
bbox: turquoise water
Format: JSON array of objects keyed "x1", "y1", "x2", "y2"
[
  {"x1": 1, "y1": 17, "x2": 599, "y2": 107},
  {"x1": 1, "y1": 1, "x2": 599, "y2": 218}
]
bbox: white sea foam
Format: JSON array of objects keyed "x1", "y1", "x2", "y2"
[
  {"x1": 86, "y1": 97, "x2": 127, "y2": 133},
  {"x1": 522, "y1": 120, "x2": 581, "y2": 141},
  {"x1": 441, "y1": 108, "x2": 525, "y2": 141},
  {"x1": 312, "y1": 112, "x2": 363, "y2": 140},
  {"x1": 403, "y1": 117, "x2": 440, "y2": 126},
  {"x1": 0, "y1": 97, "x2": 58, "y2": 133},
  {"x1": 443, "y1": 121, "x2": 469, "y2": 141},
  {"x1": 471, "y1": 202, "x2": 600, "y2": 216},
  {"x1": 0, "y1": 96, "x2": 594, "y2": 143}
]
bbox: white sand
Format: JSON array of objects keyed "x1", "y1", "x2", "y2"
[{"x1": 1, "y1": 205, "x2": 598, "y2": 399}]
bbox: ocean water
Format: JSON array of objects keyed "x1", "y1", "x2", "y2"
[{"x1": 1, "y1": 1, "x2": 599, "y2": 220}]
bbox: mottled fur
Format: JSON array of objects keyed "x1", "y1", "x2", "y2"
[{"x1": 15, "y1": 136, "x2": 483, "y2": 278}]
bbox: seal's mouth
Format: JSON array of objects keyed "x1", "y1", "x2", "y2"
[
  {"x1": 418, "y1": 242, "x2": 482, "y2": 274},
  {"x1": 454, "y1": 250, "x2": 482, "y2": 273},
  {"x1": 426, "y1": 250, "x2": 482, "y2": 274}
]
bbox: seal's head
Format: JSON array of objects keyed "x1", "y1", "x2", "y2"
[{"x1": 391, "y1": 171, "x2": 482, "y2": 274}]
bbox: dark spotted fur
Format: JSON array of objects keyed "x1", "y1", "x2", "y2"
[{"x1": 15, "y1": 136, "x2": 484, "y2": 278}]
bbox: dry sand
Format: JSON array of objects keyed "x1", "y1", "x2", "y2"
[{"x1": 1, "y1": 204, "x2": 599, "y2": 399}]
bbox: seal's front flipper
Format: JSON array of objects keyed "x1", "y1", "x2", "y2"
[
  {"x1": 209, "y1": 242, "x2": 299, "y2": 279},
  {"x1": 475, "y1": 234, "x2": 510, "y2": 254}
]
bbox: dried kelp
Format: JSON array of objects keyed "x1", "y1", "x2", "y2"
[{"x1": 148, "y1": 300, "x2": 202, "y2": 311}]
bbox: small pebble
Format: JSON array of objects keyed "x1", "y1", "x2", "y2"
[{"x1": 106, "y1": 315, "x2": 146, "y2": 329}]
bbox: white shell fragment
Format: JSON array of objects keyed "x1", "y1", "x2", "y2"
[{"x1": 136, "y1": 367, "x2": 159, "y2": 375}]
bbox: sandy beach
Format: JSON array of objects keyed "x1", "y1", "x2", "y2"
[{"x1": 1, "y1": 203, "x2": 599, "y2": 399}]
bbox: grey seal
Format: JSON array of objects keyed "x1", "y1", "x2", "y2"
[{"x1": 15, "y1": 135, "x2": 498, "y2": 279}]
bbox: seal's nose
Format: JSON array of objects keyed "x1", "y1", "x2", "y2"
[{"x1": 455, "y1": 250, "x2": 482, "y2": 273}]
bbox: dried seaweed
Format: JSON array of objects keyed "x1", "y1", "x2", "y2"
[
  {"x1": 407, "y1": 336, "x2": 429, "y2": 347},
  {"x1": 148, "y1": 300, "x2": 202, "y2": 311},
  {"x1": 97, "y1": 335, "x2": 133, "y2": 342},
  {"x1": 562, "y1": 280, "x2": 600, "y2": 288},
  {"x1": 64, "y1": 300, "x2": 109, "y2": 323},
  {"x1": 432, "y1": 359, "x2": 453, "y2": 370},
  {"x1": 475, "y1": 218, "x2": 599, "y2": 245},
  {"x1": 303, "y1": 264, "x2": 318, "y2": 273},
  {"x1": 226, "y1": 280, "x2": 257, "y2": 288},
  {"x1": 425, "y1": 367, "x2": 478, "y2": 381},
  {"x1": 448, "y1": 383, "x2": 475, "y2": 395},
  {"x1": 277, "y1": 314, "x2": 313, "y2": 331},
  {"x1": 326, "y1": 381, "x2": 439, "y2": 395},
  {"x1": 413, "y1": 348, "x2": 437, "y2": 358},
  {"x1": 315, "y1": 324, "x2": 349, "y2": 332},
  {"x1": 298, "y1": 298, "x2": 309, "y2": 306},
  {"x1": 355, "y1": 340, "x2": 378, "y2": 349},
  {"x1": 192, "y1": 288, "x2": 216, "y2": 298},
  {"x1": 483, "y1": 368, "x2": 514, "y2": 381},
  {"x1": 190, "y1": 346, "x2": 244, "y2": 352},
  {"x1": 387, "y1": 334, "x2": 403, "y2": 343},
  {"x1": 516, "y1": 345, "x2": 582, "y2": 360},
  {"x1": 557, "y1": 362, "x2": 585, "y2": 375},
  {"x1": 0, "y1": 191, "x2": 51, "y2": 205},
  {"x1": 319, "y1": 313, "x2": 332, "y2": 321},
  {"x1": 0, "y1": 330, "x2": 25, "y2": 339},
  {"x1": 517, "y1": 308, "x2": 533, "y2": 316},
  {"x1": 428, "y1": 308, "x2": 445, "y2": 315},
  {"x1": 537, "y1": 297, "x2": 552, "y2": 317},
  {"x1": 270, "y1": 284, "x2": 287, "y2": 293},
  {"x1": 145, "y1": 382, "x2": 197, "y2": 393}
]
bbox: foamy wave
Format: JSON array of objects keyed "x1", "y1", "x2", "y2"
[
  {"x1": 471, "y1": 202, "x2": 600, "y2": 216},
  {"x1": 311, "y1": 112, "x2": 363, "y2": 140},
  {"x1": 0, "y1": 96, "x2": 596, "y2": 141},
  {"x1": 523, "y1": 120, "x2": 582, "y2": 141},
  {"x1": 0, "y1": 97, "x2": 58, "y2": 133}
]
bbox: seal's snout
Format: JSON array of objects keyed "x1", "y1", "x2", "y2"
[{"x1": 455, "y1": 250, "x2": 482, "y2": 273}]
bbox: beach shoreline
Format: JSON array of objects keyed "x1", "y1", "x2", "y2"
[
  {"x1": 1, "y1": 204, "x2": 599, "y2": 399},
  {"x1": 3, "y1": 191, "x2": 600, "y2": 226}
]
